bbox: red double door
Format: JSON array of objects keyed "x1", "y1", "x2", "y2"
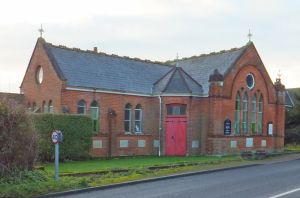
[{"x1": 165, "y1": 117, "x2": 187, "y2": 156}]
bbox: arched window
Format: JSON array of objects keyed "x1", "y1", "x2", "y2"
[
  {"x1": 242, "y1": 92, "x2": 248, "y2": 133},
  {"x1": 124, "y1": 103, "x2": 132, "y2": 133},
  {"x1": 27, "y1": 102, "x2": 32, "y2": 111},
  {"x1": 234, "y1": 92, "x2": 241, "y2": 134},
  {"x1": 251, "y1": 94, "x2": 257, "y2": 134},
  {"x1": 32, "y1": 102, "x2": 36, "y2": 112},
  {"x1": 134, "y1": 104, "x2": 142, "y2": 134},
  {"x1": 42, "y1": 101, "x2": 48, "y2": 113},
  {"x1": 48, "y1": 100, "x2": 54, "y2": 113},
  {"x1": 258, "y1": 95, "x2": 263, "y2": 134},
  {"x1": 90, "y1": 101, "x2": 99, "y2": 132},
  {"x1": 77, "y1": 100, "x2": 86, "y2": 114}
]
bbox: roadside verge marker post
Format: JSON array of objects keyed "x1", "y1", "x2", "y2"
[{"x1": 51, "y1": 130, "x2": 63, "y2": 181}]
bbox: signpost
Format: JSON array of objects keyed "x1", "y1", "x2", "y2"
[{"x1": 51, "y1": 130, "x2": 63, "y2": 181}]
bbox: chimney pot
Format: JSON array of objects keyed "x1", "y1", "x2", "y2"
[{"x1": 93, "y1": 47, "x2": 98, "y2": 53}]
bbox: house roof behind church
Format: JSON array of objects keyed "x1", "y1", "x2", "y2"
[{"x1": 286, "y1": 88, "x2": 300, "y2": 108}]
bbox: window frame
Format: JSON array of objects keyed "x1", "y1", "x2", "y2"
[
  {"x1": 77, "y1": 100, "x2": 86, "y2": 115},
  {"x1": 90, "y1": 101, "x2": 99, "y2": 133},
  {"x1": 134, "y1": 104, "x2": 142, "y2": 134},
  {"x1": 48, "y1": 100, "x2": 54, "y2": 113},
  {"x1": 43, "y1": 101, "x2": 48, "y2": 113},
  {"x1": 251, "y1": 94, "x2": 257, "y2": 134},
  {"x1": 124, "y1": 103, "x2": 132, "y2": 134},
  {"x1": 234, "y1": 92, "x2": 241, "y2": 134},
  {"x1": 166, "y1": 104, "x2": 186, "y2": 116},
  {"x1": 242, "y1": 92, "x2": 248, "y2": 133},
  {"x1": 258, "y1": 95, "x2": 263, "y2": 134}
]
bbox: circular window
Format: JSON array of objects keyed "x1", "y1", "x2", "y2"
[
  {"x1": 246, "y1": 73, "x2": 255, "y2": 89},
  {"x1": 36, "y1": 66, "x2": 43, "y2": 84}
]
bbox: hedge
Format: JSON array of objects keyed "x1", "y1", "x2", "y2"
[
  {"x1": 31, "y1": 113, "x2": 93, "y2": 162},
  {"x1": 0, "y1": 100, "x2": 37, "y2": 176}
]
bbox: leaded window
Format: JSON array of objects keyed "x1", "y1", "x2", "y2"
[
  {"x1": 167, "y1": 105, "x2": 186, "y2": 115},
  {"x1": 234, "y1": 92, "x2": 241, "y2": 134},
  {"x1": 134, "y1": 104, "x2": 142, "y2": 134},
  {"x1": 251, "y1": 94, "x2": 257, "y2": 134},
  {"x1": 43, "y1": 101, "x2": 48, "y2": 113},
  {"x1": 258, "y1": 95, "x2": 263, "y2": 134},
  {"x1": 77, "y1": 100, "x2": 86, "y2": 114},
  {"x1": 124, "y1": 103, "x2": 132, "y2": 133},
  {"x1": 90, "y1": 101, "x2": 99, "y2": 132},
  {"x1": 242, "y1": 92, "x2": 248, "y2": 133},
  {"x1": 49, "y1": 100, "x2": 54, "y2": 113}
]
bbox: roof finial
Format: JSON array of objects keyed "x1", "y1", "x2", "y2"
[
  {"x1": 247, "y1": 29, "x2": 252, "y2": 42},
  {"x1": 38, "y1": 24, "x2": 44, "y2": 38},
  {"x1": 277, "y1": 69, "x2": 282, "y2": 80},
  {"x1": 176, "y1": 53, "x2": 179, "y2": 67}
]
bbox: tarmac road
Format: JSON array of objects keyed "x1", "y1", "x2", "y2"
[{"x1": 55, "y1": 159, "x2": 300, "y2": 198}]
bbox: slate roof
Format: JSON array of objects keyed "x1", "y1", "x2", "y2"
[
  {"x1": 153, "y1": 67, "x2": 203, "y2": 95},
  {"x1": 286, "y1": 88, "x2": 300, "y2": 108},
  {"x1": 175, "y1": 45, "x2": 247, "y2": 94},
  {"x1": 0, "y1": 92, "x2": 25, "y2": 104},
  {"x1": 43, "y1": 43, "x2": 172, "y2": 95},
  {"x1": 41, "y1": 39, "x2": 251, "y2": 96}
]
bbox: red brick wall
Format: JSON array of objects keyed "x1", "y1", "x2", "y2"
[
  {"x1": 20, "y1": 39, "x2": 63, "y2": 112},
  {"x1": 161, "y1": 96, "x2": 208, "y2": 156},
  {"x1": 206, "y1": 43, "x2": 285, "y2": 154},
  {"x1": 61, "y1": 89, "x2": 160, "y2": 156}
]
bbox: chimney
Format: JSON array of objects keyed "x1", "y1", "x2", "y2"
[{"x1": 93, "y1": 47, "x2": 98, "y2": 53}]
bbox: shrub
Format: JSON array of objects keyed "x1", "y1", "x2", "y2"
[
  {"x1": 0, "y1": 99, "x2": 37, "y2": 177},
  {"x1": 285, "y1": 126, "x2": 300, "y2": 145},
  {"x1": 31, "y1": 113, "x2": 93, "y2": 161}
]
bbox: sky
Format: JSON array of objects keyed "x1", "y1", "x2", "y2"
[{"x1": 0, "y1": 0, "x2": 299, "y2": 93}]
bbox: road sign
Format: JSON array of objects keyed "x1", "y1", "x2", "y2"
[
  {"x1": 51, "y1": 131, "x2": 59, "y2": 144},
  {"x1": 51, "y1": 130, "x2": 63, "y2": 181},
  {"x1": 51, "y1": 130, "x2": 63, "y2": 144}
]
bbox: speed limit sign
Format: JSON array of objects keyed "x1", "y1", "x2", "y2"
[
  {"x1": 51, "y1": 130, "x2": 62, "y2": 144},
  {"x1": 51, "y1": 131, "x2": 59, "y2": 144}
]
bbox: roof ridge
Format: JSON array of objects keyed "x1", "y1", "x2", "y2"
[
  {"x1": 165, "y1": 44, "x2": 248, "y2": 64},
  {"x1": 44, "y1": 41, "x2": 173, "y2": 67}
]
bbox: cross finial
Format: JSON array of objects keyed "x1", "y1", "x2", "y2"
[
  {"x1": 38, "y1": 24, "x2": 44, "y2": 38},
  {"x1": 247, "y1": 29, "x2": 252, "y2": 42},
  {"x1": 277, "y1": 69, "x2": 282, "y2": 80}
]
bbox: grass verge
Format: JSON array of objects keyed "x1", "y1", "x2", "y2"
[{"x1": 1, "y1": 155, "x2": 243, "y2": 198}]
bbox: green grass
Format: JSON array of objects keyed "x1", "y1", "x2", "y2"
[
  {"x1": 43, "y1": 155, "x2": 241, "y2": 174},
  {"x1": 1, "y1": 155, "x2": 244, "y2": 198},
  {"x1": 285, "y1": 144, "x2": 300, "y2": 152}
]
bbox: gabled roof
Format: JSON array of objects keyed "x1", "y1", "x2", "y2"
[
  {"x1": 0, "y1": 92, "x2": 24, "y2": 104},
  {"x1": 173, "y1": 44, "x2": 248, "y2": 94},
  {"x1": 43, "y1": 42, "x2": 172, "y2": 95},
  {"x1": 153, "y1": 67, "x2": 203, "y2": 95},
  {"x1": 36, "y1": 38, "x2": 252, "y2": 96},
  {"x1": 286, "y1": 88, "x2": 300, "y2": 108}
]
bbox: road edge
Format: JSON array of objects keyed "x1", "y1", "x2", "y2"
[{"x1": 35, "y1": 163, "x2": 260, "y2": 198}]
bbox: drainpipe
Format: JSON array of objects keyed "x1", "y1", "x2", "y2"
[{"x1": 158, "y1": 95, "x2": 162, "y2": 156}]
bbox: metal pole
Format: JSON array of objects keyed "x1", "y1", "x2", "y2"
[{"x1": 55, "y1": 143, "x2": 59, "y2": 181}]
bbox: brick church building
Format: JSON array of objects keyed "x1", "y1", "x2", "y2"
[{"x1": 20, "y1": 37, "x2": 286, "y2": 156}]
